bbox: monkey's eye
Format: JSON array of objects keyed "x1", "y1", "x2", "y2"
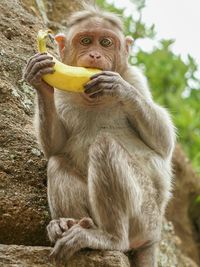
[
  {"x1": 100, "y1": 38, "x2": 113, "y2": 47},
  {"x1": 80, "y1": 37, "x2": 92, "y2": 45}
]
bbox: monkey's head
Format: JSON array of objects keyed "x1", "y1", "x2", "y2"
[{"x1": 55, "y1": 7, "x2": 133, "y2": 73}]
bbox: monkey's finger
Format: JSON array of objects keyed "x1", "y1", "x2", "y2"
[
  {"x1": 50, "y1": 236, "x2": 73, "y2": 261},
  {"x1": 27, "y1": 71, "x2": 55, "y2": 94},
  {"x1": 50, "y1": 238, "x2": 66, "y2": 258},
  {"x1": 25, "y1": 53, "x2": 51, "y2": 71},
  {"x1": 47, "y1": 222, "x2": 62, "y2": 235},
  {"x1": 29, "y1": 59, "x2": 55, "y2": 77},
  {"x1": 26, "y1": 67, "x2": 55, "y2": 84},
  {"x1": 90, "y1": 70, "x2": 119, "y2": 80},
  {"x1": 24, "y1": 55, "x2": 54, "y2": 79},
  {"x1": 90, "y1": 91, "x2": 104, "y2": 98},
  {"x1": 25, "y1": 62, "x2": 55, "y2": 83},
  {"x1": 66, "y1": 219, "x2": 78, "y2": 229},
  {"x1": 26, "y1": 52, "x2": 47, "y2": 65},
  {"x1": 60, "y1": 218, "x2": 77, "y2": 231},
  {"x1": 48, "y1": 226, "x2": 63, "y2": 242},
  {"x1": 56, "y1": 233, "x2": 82, "y2": 263},
  {"x1": 85, "y1": 82, "x2": 112, "y2": 95},
  {"x1": 57, "y1": 242, "x2": 78, "y2": 263},
  {"x1": 103, "y1": 88, "x2": 118, "y2": 97},
  {"x1": 85, "y1": 87, "x2": 103, "y2": 96},
  {"x1": 79, "y1": 217, "x2": 95, "y2": 229},
  {"x1": 84, "y1": 76, "x2": 114, "y2": 91},
  {"x1": 47, "y1": 220, "x2": 64, "y2": 243}
]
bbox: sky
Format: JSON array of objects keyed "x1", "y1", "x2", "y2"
[{"x1": 110, "y1": 0, "x2": 200, "y2": 76}]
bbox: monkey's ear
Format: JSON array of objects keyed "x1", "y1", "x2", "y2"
[
  {"x1": 54, "y1": 33, "x2": 66, "y2": 58},
  {"x1": 125, "y1": 36, "x2": 134, "y2": 53}
]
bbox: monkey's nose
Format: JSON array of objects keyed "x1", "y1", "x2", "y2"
[{"x1": 89, "y1": 53, "x2": 101, "y2": 59}]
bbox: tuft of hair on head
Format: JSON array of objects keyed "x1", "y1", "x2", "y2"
[{"x1": 67, "y1": 3, "x2": 124, "y2": 32}]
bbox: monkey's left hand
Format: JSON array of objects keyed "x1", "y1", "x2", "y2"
[
  {"x1": 84, "y1": 71, "x2": 131, "y2": 98},
  {"x1": 50, "y1": 224, "x2": 88, "y2": 263}
]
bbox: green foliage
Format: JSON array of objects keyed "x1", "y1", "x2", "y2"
[
  {"x1": 136, "y1": 40, "x2": 187, "y2": 103},
  {"x1": 135, "y1": 44, "x2": 200, "y2": 172},
  {"x1": 195, "y1": 195, "x2": 200, "y2": 204},
  {"x1": 96, "y1": 0, "x2": 155, "y2": 39},
  {"x1": 96, "y1": 0, "x2": 200, "y2": 173}
]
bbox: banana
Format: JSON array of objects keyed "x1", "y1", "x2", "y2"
[{"x1": 37, "y1": 29, "x2": 101, "y2": 92}]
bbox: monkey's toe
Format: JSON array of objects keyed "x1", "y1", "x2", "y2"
[
  {"x1": 47, "y1": 218, "x2": 78, "y2": 243},
  {"x1": 78, "y1": 217, "x2": 95, "y2": 229},
  {"x1": 55, "y1": 217, "x2": 78, "y2": 231}
]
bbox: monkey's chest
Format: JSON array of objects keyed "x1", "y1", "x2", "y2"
[
  {"x1": 64, "y1": 112, "x2": 128, "y2": 172},
  {"x1": 62, "y1": 105, "x2": 149, "y2": 173}
]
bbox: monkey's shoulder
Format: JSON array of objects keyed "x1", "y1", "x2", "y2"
[{"x1": 123, "y1": 65, "x2": 152, "y2": 100}]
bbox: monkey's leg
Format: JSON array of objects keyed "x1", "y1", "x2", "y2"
[
  {"x1": 89, "y1": 134, "x2": 158, "y2": 267},
  {"x1": 132, "y1": 243, "x2": 158, "y2": 267},
  {"x1": 47, "y1": 155, "x2": 91, "y2": 242},
  {"x1": 51, "y1": 133, "x2": 145, "y2": 263},
  {"x1": 88, "y1": 133, "x2": 143, "y2": 246},
  {"x1": 51, "y1": 134, "x2": 141, "y2": 262}
]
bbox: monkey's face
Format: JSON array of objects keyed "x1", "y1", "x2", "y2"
[
  {"x1": 63, "y1": 20, "x2": 128, "y2": 71},
  {"x1": 70, "y1": 29, "x2": 121, "y2": 70}
]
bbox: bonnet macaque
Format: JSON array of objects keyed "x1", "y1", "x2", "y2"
[{"x1": 24, "y1": 5, "x2": 176, "y2": 267}]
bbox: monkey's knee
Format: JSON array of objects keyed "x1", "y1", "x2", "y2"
[
  {"x1": 89, "y1": 134, "x2": 128, "y2": 202},
  {"x1": 47, "y1": 155, "x2": 66, "y2": 176},
  {"x1": 78, "y1": 217, "x2": 96, "y2": 229},
  {"x1": 88, "y1": 133, "x2": 142, "y2": 217}
]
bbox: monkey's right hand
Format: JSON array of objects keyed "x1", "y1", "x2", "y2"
[
  {"x1": 23, "y1": 52, "x2": 55, "y2": 95},
  {"x1": 47, "y1": 218, "x2": 78, "y2": 243},
  {"x1": 47, "y1": 217, "x2": 95, "y2": 243}
]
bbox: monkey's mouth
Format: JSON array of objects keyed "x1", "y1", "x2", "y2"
[
  {"x1": 84, "y1": 65, "x2": 103, "y2": 70},
  {"x1": 78, "y1": 62, "x2": 104, "y2": 70}
]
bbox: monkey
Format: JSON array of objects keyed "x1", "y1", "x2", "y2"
[{"x1": 23, "y1": 5, "x2": 176, "y2": 267}]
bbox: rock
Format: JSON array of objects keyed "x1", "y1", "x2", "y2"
[
  {"x1": 0, "y1": 219, "x2": 198, "y2": 267},
  {"x1": 167, "y1": 144, "x2": 200, "y2": 263},
  {"x1": 0, "y1": 240, "x2": 198, "y2": 267},
  {"x1": 159, "y1": 220, "x2": 198, "y2": 267},
  {"x1": 0, "y1": 245, "x2": 130, "y2": 267},
  {"x1": 0, "y1": 0, "x2": 49, "y2": 246}
]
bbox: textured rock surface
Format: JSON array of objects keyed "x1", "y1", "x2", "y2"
[
  {"x1": 158, "y1": 220, "x2": 198, "y2": 267},
  {"x1": 0, "y1": 0, "x2": 94, "y2": 248},
  {"x1": 0, "y1": 220, "x2": 198, "y2": 267},
  {"x1": 0, "y1": 245, "x2": 130, "y2": 267},
  {"x1": 167, "y1": 144, "x2": 200, "y2": 263},
  {"x1": 0, "y1": 0, "x2": 49, "y2": 246}
]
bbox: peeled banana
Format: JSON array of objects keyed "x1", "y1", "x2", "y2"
[{"x1": 37, "y1": 29, "x2": 101, "y2": 92}]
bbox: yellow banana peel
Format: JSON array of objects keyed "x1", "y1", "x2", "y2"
[{"x1": 37, "y1": 29, "x2": 101, "y2": 92}]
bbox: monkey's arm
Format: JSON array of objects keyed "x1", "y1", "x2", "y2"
[
  {"x1": 121, "y1": 67, "x2": 176, "y2": 158},
  {"x1": 85, "y1": 70, "x2": 176, "y2": 158},
  {"x1": 122, "y1": 89, "x2": 176, "y2": 158},
  {"x1": 23, "y1": 53, "x2": 67, "y2": 158},
  {"x1": 34, "y1": 92, "x2": 67, "y2": 159}
]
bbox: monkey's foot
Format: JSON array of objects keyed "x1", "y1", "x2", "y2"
[
  {"x1": 47, "y1": 218, "x2": 78, "y2": 243},
  {"x1": 50, "y1": 218, "x2": 96, "y2": 263},
  {"x1": 78, "y1": 217, "x2": 96, "y2": 229},
  {"x1": 50, "y1": 224, "x2": 88, "y2": 263}
]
